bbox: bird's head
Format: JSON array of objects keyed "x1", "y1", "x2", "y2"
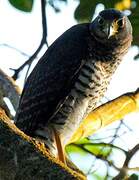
[{"x1": 89, "y1": 9, "x2": 132, "y2": 43}]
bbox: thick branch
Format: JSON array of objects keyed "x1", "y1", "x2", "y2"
[
  {"x1": 0, "y1": 108, "x2": 86, "y2": 180},
  {"x1": 69, "y1": 88, "x2": 139, "y2": 144},
  {"x1": 0, "y1": 68, "x2": 21, "y2": 113}
]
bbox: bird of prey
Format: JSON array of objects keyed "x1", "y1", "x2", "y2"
[{"x1": 15, "y1": 9, "x2": 132, "y2": 163}]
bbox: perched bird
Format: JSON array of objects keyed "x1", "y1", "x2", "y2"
[{"x1": 15, "y1": 9, "x2": 132, "y2": 162}]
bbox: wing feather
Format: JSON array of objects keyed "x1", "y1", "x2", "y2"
[{"x1": 15, "y1": 23, "x2": 90, "y2": 136}]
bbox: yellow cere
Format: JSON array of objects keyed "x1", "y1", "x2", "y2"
[{"x1": 112, "y1": 20, "x2": 119, "y2": 35}]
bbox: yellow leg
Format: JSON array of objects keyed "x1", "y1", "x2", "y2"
[
  {"x1": 52, "y1": 128, "x2": 85, "y2": 177},
  {"x1": 53, "y1": 128, "x2": 66, "y2": 164}
]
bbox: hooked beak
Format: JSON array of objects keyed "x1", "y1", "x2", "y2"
[{"x1": 102, "y1": 23, "x2": 117, "y2": 39}]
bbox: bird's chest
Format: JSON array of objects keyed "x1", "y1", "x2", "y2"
[
  {"x1": 73, "y1": 60, "x2": 110, "y2": 99},
  {"x1": 52, "y1": 59, "x2": 111, "y2": 145}
]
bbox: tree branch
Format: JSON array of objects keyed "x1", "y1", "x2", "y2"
[
  {"x1": 0, "y1": 108, "x2": 86, "y2": 180},
  {"x1": 0, "y1": 43, "x2": 30, "y2": 58},
  {"x1": 113, "y1": 144, "x2": 139, "y2": 180},
  {"x1": 41, "y1": 0, "x2": 48, "y2": 45},
  {"x1": 69, "y1": 88, "x2": 139, "y2": 144},
  {"x1": 0, "y1": 68, "x2": 21, "y2": 117},
  {"x1": 12, "y1": 0, "x2": 48, "y2": 80}
]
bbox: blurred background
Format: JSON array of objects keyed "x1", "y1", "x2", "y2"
[{"x1": 0, "y1": 0, "x2": 139, "y2": 179}]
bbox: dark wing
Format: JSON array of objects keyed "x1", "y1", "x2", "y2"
[{"x1": 15, "y1": 23, "x2": 90, "y2": 136}]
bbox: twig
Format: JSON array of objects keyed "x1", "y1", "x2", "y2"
[
  {"x1": 41, "y1": 0, "x2": 48, "y2": 45},
  {"x1": 70, "y1": 142, "x2": 139, "y2": 179},
  {"x1": 113, "y1": 144, "x2": 139, "y2": 179},
  {"x1": 127, "y1": 167, "x2": 139, "y2": 171},
  {"x1": 80, "y1": 142, "x2": 126, "y2": 153},
  {"x1": 0, "y1": 43, "x2": 30, "y2": 57},
  {"x1": 124, "y1": 144, "x2": 139, "y2": 169},
  {"x1": 12, "y1": 0, "x2": 48, "y2": 81},
  {"x1": 77, "y1": 144, "x2": 120, "y2": 171}
]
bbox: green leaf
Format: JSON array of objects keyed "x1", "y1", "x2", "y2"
[
  {"x1": 65, "y1": 144, "x2": 87, "y2": 156},
  {"x1": 73, "y1": 138, "x2": 91, "y2": 145},
  {"x1": 89, "y1": 173, "x2": 105, "y2": 180},
  {"x1": 74, "y1": 0, "x2": 97, "y2": 22},
  {"x1": 8, "y1": 0, "x2": 33, "y2": 12},
  {"x1": 74, "y1": 0, "x2": 120, "y2": 22},
  {"x1": 83, "y1": 143, "x2": 112, "y2": 157},
  {"x1": 128, "y1": 0, "x2": 139, "y2": 46},
  {"x1": 128, "y1": 174, "x2": 139, "y2": 180}
]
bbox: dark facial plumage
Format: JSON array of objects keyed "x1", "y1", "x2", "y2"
[{"x1": 89, "y1": 9, "x2": 132, "y2": 43}]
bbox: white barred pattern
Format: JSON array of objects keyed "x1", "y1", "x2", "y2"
[{"x1": 50, "y1": 56, "x2": 120, "y2": 146}]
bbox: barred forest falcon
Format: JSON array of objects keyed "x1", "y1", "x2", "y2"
[{"x1": 15, "y1": 9, "x2": 132, "y2": 162}]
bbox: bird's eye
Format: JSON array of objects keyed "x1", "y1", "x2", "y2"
[
  {"x1": 98, "y1": 17, "x2": 104, "y2": 25},
  {"x1": 116, "y1": 18, "x2": 124, "y2": 28}
]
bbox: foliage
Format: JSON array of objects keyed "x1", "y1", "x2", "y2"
[
  {"x1": 129, "y1": 174, "x2": 139, "y2": 180},
  {"x1": 8, "y1": 0, "x2": 33, "y2": 12}
]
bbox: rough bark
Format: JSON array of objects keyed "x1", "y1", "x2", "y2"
[
  {"x1": 0, "y1": 108, "x2": 86, "y2": 180},
  {"x1": 0, "y1": 68, "x2": 21, "y2": 118}
]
